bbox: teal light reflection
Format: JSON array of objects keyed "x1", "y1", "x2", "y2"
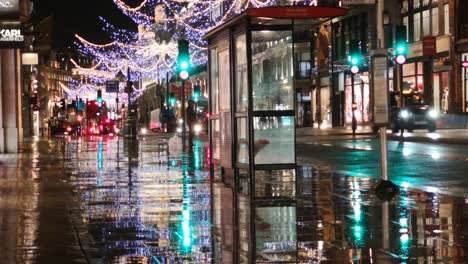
[{"x1": 97, "y1": 140, "x2": 104, "y2": 186}]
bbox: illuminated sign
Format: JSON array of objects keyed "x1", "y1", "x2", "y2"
[
  {"x1": 462, "y1": 60, "x2": 468, "y2": 69},
  {"x1": 0, "y1": 22, "x2": 24, "y2": 48},
  {"x1": 0, "y1": 0, "x2": 19, "y2": 19}
]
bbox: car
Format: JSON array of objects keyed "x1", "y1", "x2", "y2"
[{"x1": 390, "y1": 91, "x2": 438, "y2": 133}]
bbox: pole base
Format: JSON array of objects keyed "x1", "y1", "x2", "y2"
[{"x1": 373, "y1": 179, "x2": 399, "y2": 201}]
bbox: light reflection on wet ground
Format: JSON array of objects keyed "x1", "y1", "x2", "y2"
[
  {"x1": 66, "y1": 136, "x2": 211, "y2": 263},
  {"x1": 0, "y1": 136, "x2": 467, "y2": 263}
]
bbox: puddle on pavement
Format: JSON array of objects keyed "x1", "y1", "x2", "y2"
[{"x1": 1, "y1": 136, "x2": 466, "y2": 263}]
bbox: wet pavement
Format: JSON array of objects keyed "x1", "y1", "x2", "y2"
[
  {"x1": 0, "y1": 135, "x2": 467, "y2": 263},
  {"x1": 297, "y1": 137, "x2": 468, "y2": 197}
]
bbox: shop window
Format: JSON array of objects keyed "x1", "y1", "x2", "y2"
[
  {"x1": 236, "y1": 34, "x2": 248, "y2": 112},
  {"x1": 403, "y1": 63, "x2": 415, "y2": 76},
  {"x1": 431, "y1": 7, "x2": 439, "y2": 36},
  {"x1": 413, "y1": 13, "x2": 421, "y2": 41},
  {"x1": 344, "y1": 74, "x2": 370, "y2": 123},
  {"x1": 413, "y1": 0, "x2": 420, "y2": 9},
  {"x1": 403, "y1": 16, "x2": 409, "y2": 40},
  {"x1": 422, "y1": 10, "x2": 430, "y2": 36},
  {"x1": 296, "y1": 50, "x2": 311, "y2": 79},
  {"x1": 443, "y1": 4, "x2": 449, "y2": 35},
  {"x1": 251, "y1": 30, "x2": 294, "y2": 111}
]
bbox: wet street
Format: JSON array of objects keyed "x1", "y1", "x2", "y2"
[
  {"x1": 297, "y1": 137, "x2": 468, "y2": 197},
  {"x1": 0, "y1": 135, "x2": 467, "y2": 263}
]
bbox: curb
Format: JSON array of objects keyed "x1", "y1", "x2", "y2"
[{"x1": 388, "y1": 135, "x2": 468, "y2": 145}]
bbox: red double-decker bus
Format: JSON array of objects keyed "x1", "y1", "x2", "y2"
[{"x1": 85, "y1": 100, "x2": 117, "y2": 135}]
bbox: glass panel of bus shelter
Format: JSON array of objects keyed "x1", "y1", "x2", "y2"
[
  {"x1": 255, "y1": 206, "x2": 297, "y2": 263},
  {"x1": 237, "y1": 169, "x2": 251, "y2": 264},
  {"x1": 253, "y1": 116, "x2": 294, "y2": 164},
  {"x1": 210, "y1": 48, "x2": 219, "y2": 113},
  {"x1": 237, "y1": 117, "x2": 249, "y2": 164},
  {"x1": 251, "y1": 30, "x2": 294, "y2": 111},
  {"x1": 236, "y1": 34, "x2": 248, "y2": 112},
  {"x1": 255, "y1": 169, "x2": 296, "y2": 199},
  {"x1": 211, "y1": 119, "x2": 220, "y2": 160}
]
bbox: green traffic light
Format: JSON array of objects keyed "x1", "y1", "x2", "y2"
[
  {"x1": 180, "y1": 61, "x2": 189, "y2": 70},
  {"x1": 396, "y1": 44, "x2": 407, "y2": 55},
  {"x1": 349, "y1": 55, "x2": 360, "y2": 66}
]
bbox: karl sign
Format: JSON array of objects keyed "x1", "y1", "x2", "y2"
[{"x1": 0, "y1": 22, "x2": 24, "y2": 48}]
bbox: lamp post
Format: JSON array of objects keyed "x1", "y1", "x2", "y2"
[
  {"x1": 115, "y1": 70, "x2": 126, "y2": 137},
  {"x1": 124, "y1": 68, "x2": 136, "y2": 138}
]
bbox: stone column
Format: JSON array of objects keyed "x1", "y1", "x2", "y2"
[
  {"x1": 1, "y1": 49, "x2": 19, "y2": 153},
  {"x1": 0, "y1": 51, "x2": 3, "y2": 153}
]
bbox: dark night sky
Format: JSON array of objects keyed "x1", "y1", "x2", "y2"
[{"x1": 31, "y1": 0, "x2": 139, "y2": 49}]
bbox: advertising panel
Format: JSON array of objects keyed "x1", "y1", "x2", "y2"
[{"x1": 0, "y1": 22, "x2": 24, "y2": 48}]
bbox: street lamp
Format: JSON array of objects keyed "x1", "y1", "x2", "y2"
[
  {"x1": 115, "y1": 70, "x2": 126, "y2": 134},
  {"x1": 121, "y1": 68, "x2": 136, "y2": 138}
]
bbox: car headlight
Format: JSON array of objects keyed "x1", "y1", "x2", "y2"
[
  {"x1": 176, "y1": 127, "x2": 182, "y2": 133},
  {"x1": 140, "y1": 128, "x2": 148, "y2": 135},
  {"x1": 178, "y1": 119, "x2": 184, "y2": 124},
  {"x1": 194, "y1": 124, "x2": 202, "y2": 133},
  {"x1": 400, "y1": 110, "x2": 410, "y2": 119},
  {"x1": 428, "y1": 109, "x2": 438, "y2": 119}
]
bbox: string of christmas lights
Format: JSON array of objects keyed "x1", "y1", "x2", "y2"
[{"x1": 72, "y1": 0, "x2": 318, "y2": 97}]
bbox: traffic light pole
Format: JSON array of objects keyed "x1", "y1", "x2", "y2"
[
  {"x1": 181, "y1": 80, "x2": 186, "y2": 149},
  {"x1": 351, "y1": 73, "x2": 357, "y2": 136}
]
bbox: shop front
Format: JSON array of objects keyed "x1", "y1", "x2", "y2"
[
  {"x1": 404, "y1": 33, "x2": 453, "y2": 112},
  {"x1": 401, "y1": 56, "x2": 451, "y2": 113},
  {"x1": 461, "y1": 53, "x2": 468, "y2": 112},
  {"x1": 344, "y1": 72, "x2": 370, "y2": 124}
]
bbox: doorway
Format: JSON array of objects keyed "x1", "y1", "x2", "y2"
[{"x1": 432, "y1": 71, "x2": 450, "y2": 113}]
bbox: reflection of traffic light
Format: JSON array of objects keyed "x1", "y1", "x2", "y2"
[
  {"x1": 178, "y1": 39, "x2": 190, "y2": 80},
  {"x1": 395, "y1": 25, "x2": 407, "y2": 65},
  {"x1": 169, "y1": 92, "x2": 176, "y2": 106},
  {"x1": 193, "y1": 85, "x2": 200, "y2": 102},
  {"x1": 97, "y1": 89, "x2": 103, "y2": 106},
  {"x1": 348, "y1": 40, "x2": 361, "y2": 74}
]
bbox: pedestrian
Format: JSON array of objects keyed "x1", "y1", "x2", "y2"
[{"x1": 186, "y1": 100, "x2": 197, "y2": 147}]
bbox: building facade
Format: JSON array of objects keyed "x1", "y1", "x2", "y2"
[
  {"x1": 455, "y1": 0, "x2": 468, "y2": 113},
  {"x1": 0, "y1": 0, "x2": 33, "y2": 153},
  {"x1": 401, "y1": 0, "x2": 453, "y2": 113}
]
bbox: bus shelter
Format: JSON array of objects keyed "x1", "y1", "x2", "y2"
[{"x1": 206, "y1": 6, "x2": 346, "y2": 263}]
